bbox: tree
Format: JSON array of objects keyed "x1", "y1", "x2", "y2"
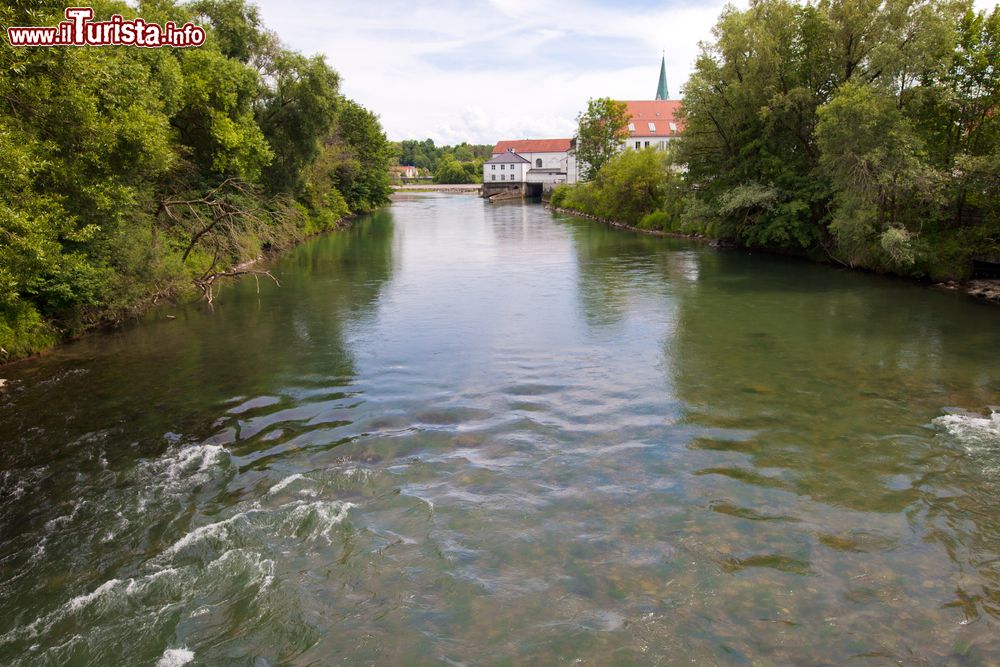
[
  {"x1": 574, "y1": 97, "x2": 631, "y2": 180},
  {"x1": 257, "y1": 52, "x2": 342, "y2": 195},
  {"x1": 676, "y1": 0, "x2": 998, "y2": 277},
  {"x1": 328, "y1": 100, "x2": 394, "y2": 212},
  {"x1": 0, "y1": 0, "x2": 394, "y2": 359},
  {"x1": 816, "y1": 82, "x2": 940, "y2": 267},
  {"x1": 434, "y1": 156, "x2": 470, "y2": 184}
]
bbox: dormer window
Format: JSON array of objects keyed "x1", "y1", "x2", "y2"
[
  {"x1": 669, "y1": 122, "x2": 678, "y2": 133},
  {"x1": 648, "y1": 122, "x2": 656, "y2": 132},
  {"x1": 627, "y1": 122, "x2": 635, "y2": 132}
]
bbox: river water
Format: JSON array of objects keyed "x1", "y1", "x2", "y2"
[{"x1": 2, "y1": 193, "x2": 1000, "y2": 665}]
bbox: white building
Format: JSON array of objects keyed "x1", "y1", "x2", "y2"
[
  {"x1": 484, "y1": 138, "x2": 577, "y2": 185},
  {"x1": 482, "y1": 60, "x2": 686, "y2": 187},
  {"x1": 483, "y1": 149, "x2": 530, "y2": 183}
]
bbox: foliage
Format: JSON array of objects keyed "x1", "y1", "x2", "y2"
[
  {"x1": 395, "y1": 139, "x2": 492, "y2": 173},
  {"x1": 326, "y1": 99, "x2": 394, "y2": 212},
  {"x1": 554, "y1": 148, "x2": 686, "y2": 228},
  {"x1": 434, "y1": 156, "x2": 475, "y2": 184},
  {"x1": 0, "y1": 0, "x2": 392, "y2": 359},
  {"x1": 675, "y1": 0, "x2": 1000, "y2": 276},
  {"x1": 639, "y1": 211, "x2": 671, "y2": 231},
  {"x1": 574, "y1": 97, "x2": 631, "y2": 180},
  {"x1": 549, "y1": 185, "x2": 570, "y2": 208}
]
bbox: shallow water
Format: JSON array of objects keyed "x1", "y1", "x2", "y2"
[{"x1": 2, "y1": 193, "x2": 1000, "y2": 665}]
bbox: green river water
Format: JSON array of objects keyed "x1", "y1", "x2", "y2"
[{"x1": 2, "y1": 193, "x2": 1000, "y2": 665}]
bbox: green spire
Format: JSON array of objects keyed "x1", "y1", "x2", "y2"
[{"x1": 655, "y1": 53, "x2": 669, "y2": 100}]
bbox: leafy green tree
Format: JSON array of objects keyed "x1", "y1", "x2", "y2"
[
  {"x1": 434, "y1": 156, "x2": 471, "y2": 184},
  {"x1": 574, "y1": 97, "x2": 630, "y2": 180},
  {"x1": 0, "y1": 0, "x2": 393, "y2": 359},
  {"x1": 816, "y1": 81, "x2": 940, "y2": 268},
  {"x1": 257, "y1": 52, "x2": 341, "y2": 195},
  {"x1": 677, "y1": 0, "x2": 998, "y2": 277},
  {"x1": 330, "y1": 100, "x2": 394, "y2": 211},
  {"x1": 554, "y1": 148, "x2": 684, "y2": 229}
]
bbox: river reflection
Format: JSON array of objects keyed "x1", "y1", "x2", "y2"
[{"x1": 1, "y1": 194, "x2": 999, "y2": 664}]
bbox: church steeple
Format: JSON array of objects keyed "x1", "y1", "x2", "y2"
[{"x1": 655, "y1": 53, "x2": 669, "y2": 100}]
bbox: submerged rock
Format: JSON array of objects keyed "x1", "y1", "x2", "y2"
[{"x1": 966, "y1": 280, "x2": 1000, "y2": 303}]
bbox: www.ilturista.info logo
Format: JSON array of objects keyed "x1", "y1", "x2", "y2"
[{"x1": 6, "y1": 7, "x2": 205, "y2": 47}]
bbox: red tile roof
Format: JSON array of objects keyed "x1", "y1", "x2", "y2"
[
  {"x1": 621, "y1": 100, "x2": 684, "y2": 136},
  {"x1": 492, "y1": 138, "x2": 573, "y2": 155}
]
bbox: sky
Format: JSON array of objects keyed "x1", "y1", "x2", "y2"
[{"x1": 247, "y1": 0, "x2": 995, "y2": 146}]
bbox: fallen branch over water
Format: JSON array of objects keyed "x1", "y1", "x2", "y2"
[{"x1": 194, "y1": 268, "x2": 280, "y2": 305}]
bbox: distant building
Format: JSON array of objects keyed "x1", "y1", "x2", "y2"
[
  {"x1": 622, "y1": 99, "x2": 684, "y2": 151},
  {"x1": 655, "y1": 51, "x2": 670, "y2": 100},
  {"x1": 390, "y1": 165, "x2": 421, "y2": 180},
  {"x1": 485, "y1": 139, "x2": 577, "y2": 186},
  {"x1": 622, "y1": 54, "x2": 684, "y2": 150},
  {"x1": 483, "y1": 149, "x2": 531, "y2": 184},
  {"x1": 483, "y1": 56, "x2": 684, "y2": 189}
]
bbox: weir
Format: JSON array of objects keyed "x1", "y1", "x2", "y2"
[{"x1": 481, "y1": 182, "x2": 545, "y2": 201}]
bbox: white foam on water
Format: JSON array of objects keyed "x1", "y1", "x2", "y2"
[
  {"x1": 161, "y1": 508, "x2": 263, "y2": 557},
  {"x1": 67, "y1": 578, "x2": 122, "y2": 611},
  {"x1": 208, "y1": 549, "x2": 276, "y2": 593},
  {"x1": 44, "y1": 499, "x2": 86, "y2": 532},
  {"x1": 156, "y1": 647, "x2": 194, "y2": 667},
  {"x1": 340, "y1": 467, "x2": 372, "y2": 481},
  {"x1": 1, "y1": 466, "x2": 48, "y2": 502},
  {"x1": 123, "y1": 567, "x2": 180, "y2": 595},
  {"x1": 267, "y1": 473, "x2": 307, "y2": 496},
  {"x1": 164, "y1": 444, "x2": 229, "y2": 481},
  {"x1": 1, "y1": 577, "x2": 126, "y2": 643},
  {"x1": 163, "y1": 497, "x2": 355, "y2": 557},
  {"x1": 283, "y1": 500, "x2": 356, "y2": 543},
  {"x1": 934, "y1": 412, "x2": 1000, "y2": 450}
]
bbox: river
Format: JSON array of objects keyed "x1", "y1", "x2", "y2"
[{"x1": 2, "y1": 193, "x2": 1000, "y2": 664}]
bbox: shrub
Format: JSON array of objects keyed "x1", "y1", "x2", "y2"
[
  {"x1": 549, "y1": 184, "x2": 569, "y2": 208},
  {"x1": 639, "y1": 210, "x2": 670, "y2": 230}
]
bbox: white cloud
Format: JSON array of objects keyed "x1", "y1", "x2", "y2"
[
  {"x1": 247, "y1": 0, "x2": 997, "y2": 145},
  {"x1": 246, "y1": 0, "x2": 734, "y2": 143}
]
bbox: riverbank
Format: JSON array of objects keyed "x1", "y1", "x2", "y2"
[
  {"x1": 547, "y1": 204, "x2": 725, "y2": 245},
  {"x1": 0, "y1": 211, "x2": 367, "y2": 368},
  {"x1": 549, "y1": 204, "x2": 1000, "y2": 305}
]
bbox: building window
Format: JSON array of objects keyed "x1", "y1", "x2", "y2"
[
  {"x1": 635, "y1": 141, "x2": 641, "y2": 149},
  {"x1": 491, "y1": 164, "x2": 495, "y2": 170},
  {"x1": 659, "y1": 140, "x2": 666, "y2": 149},
  {"x1": 648, "y1": 122, "x2": 656, "y2": 132},
  {"x1": 669, "y1": 122, "x2": 678, "y2": 133},
  {"x1": 627, "y1": 122, "x2": 635, "y2": 132},
  {"x1": 491, "y1": 175, "x2": 496, "y2": 181},
  {"x1": 644, "y1": 141, "x2": 650, "y2": 148},
  {"x1": 536, "y1": 159, "x2": 542, "y2": 168}
]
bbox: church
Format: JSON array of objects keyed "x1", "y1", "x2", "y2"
[{"x1": 483, "y1": 56, "x2": 685, "y2": 188}]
